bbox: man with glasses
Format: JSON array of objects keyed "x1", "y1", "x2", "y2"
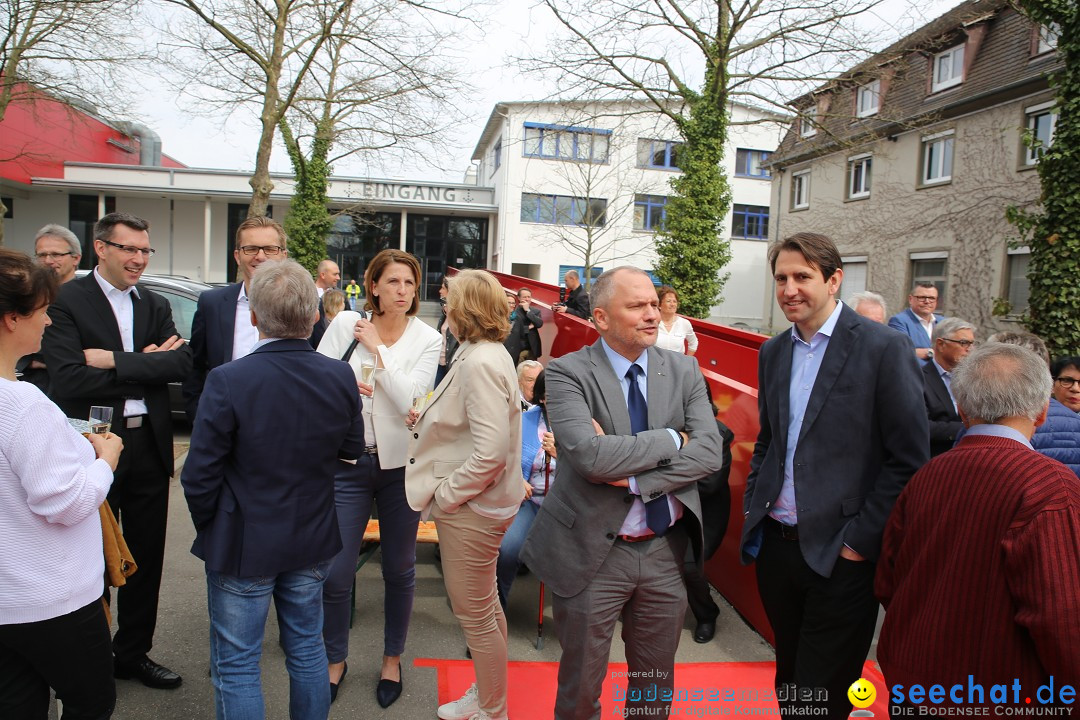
[
  {"x1": 923, "y1": 318, "x2": 977, "y2": 457},
  {"x1": 183, "y1": 216, "x2": 288, "y2": 422},
  {"x1": 42, "y1": 211, "x2": 192, "y2": 690},
  {"x1": 889, "y1": 282, "x2": 942, "y2": 361}
]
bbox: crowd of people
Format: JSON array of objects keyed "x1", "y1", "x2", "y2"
[{"x1": 1, "y1": 214, "x2": 1078, "y2": 720}]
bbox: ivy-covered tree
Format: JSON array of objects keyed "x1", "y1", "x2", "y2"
[
  {"x1": 1008, "y1": 1, "x2": 1080, "y2": 357},
  {"x1": 279, "y1": 115, "x2": 333, "y2": 276}
]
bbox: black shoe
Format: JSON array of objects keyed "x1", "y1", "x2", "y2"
[
  {"x1": 693, "y1": 620, "x2": 716, "y2": 644},
  {"x1": 376, "y1": 667, "x2": 403, "y2": 708},
  {"x1": 465, "y1": 646, "x2": 472, "y2": 659},
  {"x1": 330, "y1": 661, "x2": 348, "y2": 704},
  {"x1": 115, "y1": 656, "x2": 183, "y2": 689}
]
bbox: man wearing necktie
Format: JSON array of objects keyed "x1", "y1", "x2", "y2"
[{"x1": 521, "y1": 267, "x2": 724, "y2": 719}]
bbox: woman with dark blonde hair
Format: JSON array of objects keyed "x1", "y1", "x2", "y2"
[
  {"x1": 655, "y1": 285, "x2": 698, "y2": 356},
  {"x1": 316, "y1": 249, "x2": 441, "y2": 708},
  {"x1": 406, "y1": 269, "x2": 523, "y2": 720},
  {"x1": 0, "y1": 248, "x2": 123, "y2": 718}
]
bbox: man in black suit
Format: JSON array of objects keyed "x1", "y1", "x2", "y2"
[
  {"x1": 183, "y1": 216, "x2": 288, "y2": 421},
  {"x1": 42, "y1": 212, "x2": 193, "y2": 689},
  {"x1": 553, "y1": 269, "x2": 590, "y2": 319},
  {"x1": 923, "y1": 317, "x2": 976, "y2": 457},
  {"x1": 506, "y1": 287, "x2": 544, "y2": 362},
  {"x1": 740, "y1": 232, "x2": 928, "y2": 719}
]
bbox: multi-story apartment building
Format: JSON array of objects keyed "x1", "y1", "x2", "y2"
[
  {"x1": 766, "y1": 0, "x2": 1061, "y2": 333},
  {"x1": 471, "y1": 100, "x2": 786, "y2": 328}
]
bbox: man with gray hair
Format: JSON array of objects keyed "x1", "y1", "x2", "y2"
[
  {"x1": 34, "y1": 224, "x2": 82, "y2": 283},
  {"x1": 923, "y1": 317, "x2": 977, "y2": 456},
  {"x1": 182, "y1": 259, "x2": 365, "y2": 719},
  {"x1": 876, "y1": 342, "x2": 1080, "y2": 704},
  {"x1": 517, "y1": 359, "x2": 543, "y2": 410},
  {"x1": 849, "y1": 291, "x2": 887, "y2": 324}
]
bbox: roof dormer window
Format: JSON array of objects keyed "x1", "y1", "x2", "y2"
[
  {"x1": 856, "y1": 80, "x2": 881, "y2": 118},
  {"x1": 931, "y1": 44, "x2": 965, "y2": 93}
]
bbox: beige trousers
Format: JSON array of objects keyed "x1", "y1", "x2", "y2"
[{"x1": 433, "y1": 502, "x2": 513, "y2": 718}]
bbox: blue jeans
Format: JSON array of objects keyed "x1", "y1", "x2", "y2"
[
  {"x1": 495, "y1": 500, "x2": 539, "y2": 607},
  {"x1": 206, "y1": 561, "x2": 331, "y2": 720},
  {"x1": 322, "y1": 456, "x2": 419, "y2": 662}
]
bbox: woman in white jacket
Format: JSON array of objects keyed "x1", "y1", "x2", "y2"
[{"x1": 316, "y1": 249, "x2": 440, "y2": 708}]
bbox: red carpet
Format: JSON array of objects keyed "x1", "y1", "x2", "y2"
[{"x1": 414, "y1": 658, "x2": 889, "y2": 718}]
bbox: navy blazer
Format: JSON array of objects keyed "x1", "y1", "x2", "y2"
[
  {"x1": 887, "y1": 308, "x2": 939, "y2": 351},
  {"x1": 922, "y1": 361, "x2": 962, "y2": 457},
  {"x1": 183, "y1": 282, "x2": 243, "y2": 422},
  {"x1": 181, "y1": 339, "x2": 365, "y2": 577},
  {"x1": 42, "y1": 272, "x2": 193, "y2": 475},
  {"x1": 741, "y1": 303, "x2": 929, "y2": 577}
]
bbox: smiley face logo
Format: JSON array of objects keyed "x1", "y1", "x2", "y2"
[{"x1": 848, "y1": 678, "x2": 876, "y2": 709}]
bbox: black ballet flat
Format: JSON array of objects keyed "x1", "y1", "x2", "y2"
[
  {"x1": 330, "y1": 661, "x2": 347, "y2": 704},
  {"x1": 376, "y1": 667, "x2": 403, "y2": 708}
]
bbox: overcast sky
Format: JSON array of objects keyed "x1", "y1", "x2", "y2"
[{"x1": 142, "y1": 0, "x2": 963, "y2": 184}]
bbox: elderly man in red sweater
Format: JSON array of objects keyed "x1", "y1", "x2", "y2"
[{"x1": 876, "y1": 342, "x2": 1080, "y2": 709}]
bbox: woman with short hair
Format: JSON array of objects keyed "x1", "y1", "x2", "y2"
[
  {"x1": 655, "y1": 285, "x2": 698, "y2": 356},
  {"x1": 406, "y1": 269, "x2": 523, "y2": 720}
]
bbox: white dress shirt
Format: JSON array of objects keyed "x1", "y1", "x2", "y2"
[
  {"x1": 92, "y1": 268, "x2": 148, "y2": 417},
  {"x1": 231, "y1": 283, "x2": 259, "y2": 361}
]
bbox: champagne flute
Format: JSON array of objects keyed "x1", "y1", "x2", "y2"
[
  {"x1": 359, "y1": 357, "x2": 377, "y2": 400},
  {"x1": 89, "y1": 405, "x2": 113, "y2": 435}
]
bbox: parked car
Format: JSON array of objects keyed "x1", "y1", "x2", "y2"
[{"x1": 76, "y1": 271, "x2": 213, "y2": 421}]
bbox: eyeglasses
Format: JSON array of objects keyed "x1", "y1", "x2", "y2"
[
  {"x1": 911, "y1": 295, "x2": 938, "y2": 302},
  {"x1": 1055, "y1": 376, "x2": 1080, "y2": 389},
  {"x1": 35, "y1": 252, "x2": 75, "y2": 260},
  {"x1": 940, "y1": 338, "x2": 976, "y2": 348},
  {"x1": 237, "y1": 245, "x2": 286, "y2": 256},
  {"x1": 100, "y1": 238, "x2": 155, "y2": 257}
]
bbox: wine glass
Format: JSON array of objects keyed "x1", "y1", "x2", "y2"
[
  {"x1": 359, "y1": 357, "x2": 377, "y2": 400},
  {"x1": 89, "y1": 405, "x2": 113, "y2": 435}
]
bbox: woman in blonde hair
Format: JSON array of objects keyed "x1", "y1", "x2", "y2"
[{"x1": 405, "y1": 269, "x2": 523, "y2": 720}]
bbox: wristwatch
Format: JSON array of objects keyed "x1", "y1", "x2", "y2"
[{"x1": 926, "y1": 349, "x2": 934, "y2": 360}]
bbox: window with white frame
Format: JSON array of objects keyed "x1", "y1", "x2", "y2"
[
  {"x1": 790, "y1": 170, "x2": 810, "y2": 210},
  {"x1": 633, "y1": 194, "x2": 669, "y2": 231},
  {"x1": 1024, "y1": 101, "x2": 1057, "y2": 165},
  {"x1": 921, "y1": 131, "x2": 954, "y2": 185},
  {"x1": 1036, "y1": 23, "x2": 1059, "y2": 54},
  {"x1": 856, "y1": 80, "x2": 881, "y2": 118},
  {"x1": 637, "y1": 139, "x2": 682, "y2": 170},
  {"x1": 800, "y1": 106, "x2": 817, "y2": 138},
  {"x1": 732, "y1": 204, "x2": 770, "y2": 240},
  {"x1": 735, "y1": 148, "x2": 772, "y2": 178},
  {"x1": 839, "y1": 257, "x2": 868, "y2": 305},
  {"x1": 520, "y1": 193, "x2": 607, "y2": 226},
  {"x1": 1006, "y1": 248, "x2": 1030, "y2": 314},
  {"x1": 911, "y1": 253, "x2": 948, "y2": 310},
  {"x1": 523, "y1": 123, "x2": 610, "y2": 163},
  {"x1": 493, "y1": 139, "x2": 502, "y2": 171},
  {"x1": 931, "y1": 44, "x2": 965, "y2": 92},
  {"x1": 847, "y1": 154, "x2": 872, "y2": 199}
]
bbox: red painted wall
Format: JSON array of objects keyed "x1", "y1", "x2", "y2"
[{"x1": 0, "y1": 84, "x2": 185, "y2": 184}]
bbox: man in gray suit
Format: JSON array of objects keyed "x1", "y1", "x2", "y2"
[
  {"x1": 741, "y1": 233, "x2": 928, "y2": 719},
  {"x1": 522, "y1": 267, "x2": 724, "y2": 720}
]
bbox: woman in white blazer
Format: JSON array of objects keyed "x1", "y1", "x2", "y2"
[
  {"x1": 316, "y1": 249, "x2": 440, "y2": 708},
  {"x1": 406, "y1": 269, "x2": 523, "y2": 720}
]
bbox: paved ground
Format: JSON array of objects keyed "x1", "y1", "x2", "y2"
[{"x1": 96, "y1": 443, "x2": 777, "y2": 719}]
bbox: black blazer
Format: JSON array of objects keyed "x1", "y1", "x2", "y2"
[
  {"x1": 183, "y1": 282, "x2": 243, "y2": 422},
  {"x1": 922, "y1": 361, "x2": 963, "y2": 457},
  {"x1": 504, "y1": 307, "x2": 543, "y2": 359},
  {"x1": 740, "y1": 302, "x2": 929, "y2": 577},
  {"x1": 42, "y1": 272, "x2": 193, "y2": 475},
  {"x1": 563, "y1": 285, "x2": 590, "y2": 319},
  {"x1": 698, "y1": 418, "x2": 735, "y2": 560}
]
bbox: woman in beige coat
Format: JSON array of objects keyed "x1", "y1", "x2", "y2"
[{"x1": 406, "y1": 269, "x2": 523, "y2": 720}]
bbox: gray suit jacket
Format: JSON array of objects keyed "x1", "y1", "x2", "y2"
[
  {"x1": 740, "y1": 302, "x2": 929, "y2": 577},
  {"x1": 521, "y1": 341, "x2": 724, "y2": 598}
]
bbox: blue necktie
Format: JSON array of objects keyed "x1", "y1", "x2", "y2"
[{"x1": 626, "y1": 364, "x2": 670, "y2": 536}]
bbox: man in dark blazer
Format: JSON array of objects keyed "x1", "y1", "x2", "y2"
[
  {"x1": 740, "y1": 233, "x2": 928, "y2": 720},
  {"x1": 922, "y1": 317, "x2": 976, "y2": 457},
  {"x1": 505, "y1": 287, "x2": 544, "y2": 361},
  {"x1": 888, "y1": 281, "x2": 942, "y2": 361},
  {"x1": 522, "y1": 267, "x2": 724, "y2": 720},
  {"x1": 183, "y1": 216, "x2": 289, "y2": 421},
  {"x1": 42, "y1": 212, "x2": 193, "y2": 689},
  {"x1": 181, "y1": 259, "x2": 364, "y2": 719},
  {"x1": 553, "y1": 269, "x2": 590, "y2": 319}
]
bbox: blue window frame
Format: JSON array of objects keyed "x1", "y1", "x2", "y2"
[
  {"x1": 522, "y1": 123, "x2": 610, "y2": 162},
  {"x1": 735, "y1": 148, "x2": 771, "y2": 178},
  {"x1": 634, "y1": 194, "x2": 668, "y2": 231},
  {"x1": 520, "y1": 193, "x2": 607, "y2": 226},
  {"x1": 732, "y1": 204, "x2": 769, "y2": 240},
  {"x1": 637, "y1": 139, "x2": 681, "y2": 170}
]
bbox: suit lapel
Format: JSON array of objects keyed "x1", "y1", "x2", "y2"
[
  {"x1": 221, "y1": 283, "x2": 242, "y2": 357},
  {"x1": 645, "y1": 347, "x2": 672, "y2": 431},
  {"x1": 419, "y1": 340, "x2": 476, "y2": 421},
  {"x1": 588, "y1": 342, "x2": 632, "y2": 436},
  {"x1": 132, "y1": 286, "x2": 151, "y2": 349},
  {"x1": 80, "y1": 273, "x2": 124, "y2": 349},
  {"x1": 924, "y1": 363, "x2": 953, "y2": 414},
  {"x1": 798, "y1": 306, "x2": 858, "y2": 443},
  {"x1": 776, "y1": 333, "x2": 794, "y2": 454}
]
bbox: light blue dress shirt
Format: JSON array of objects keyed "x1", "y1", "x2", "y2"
[
  {"x1": 964, "y1": 423, "x2": 1033, "y2": 450},
  {"x1": 600, "y1": 339, "x2": 682, "y2": 536},
  {"x1": 770, "y1": 300, "x2": 844, "y2": 526},
  {"x1": 933, "y1": 359, "x2": 957, "y2": 412}
]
